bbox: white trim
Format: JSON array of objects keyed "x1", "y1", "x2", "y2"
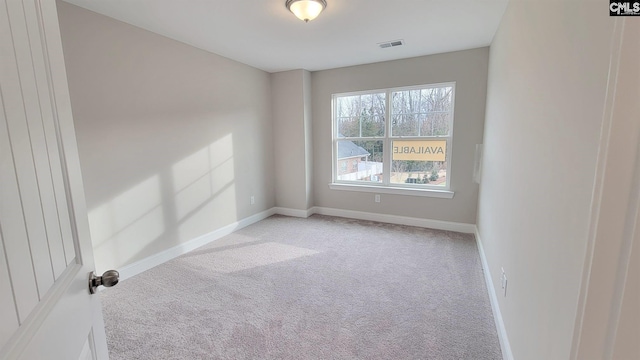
[
  {"x1": 332, "y1": 83, "x2": 456, "y2": 192},
  {"x1": 117, "y1": 208, "x2": 276, "y2": 280},
  {"x1": 571, "y1": 18, "x2": 640, "y2": 359},
  {"x1": 570, "y1": 18, "x2": 624, "y2": 359},
  {"x1": 328, "y1": 183, "x2": 455, "y2": 199},
  {"x1": 475, "y1": 227, "x2": 514, "y2": 360},
  {"x1": 312, "y1": 206, "x2": 474, "y2": 233},
  {"x1": 273, "y1": 207, "x2": 314, "y2": 218}
]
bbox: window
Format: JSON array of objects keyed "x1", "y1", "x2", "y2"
[{"x1": 332, "y1": 83, "x2": 455, "y2": 194}]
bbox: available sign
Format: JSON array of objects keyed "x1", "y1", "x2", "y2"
[{"x1": 392, "y1": 140, "x2": 446, "y2": 161}]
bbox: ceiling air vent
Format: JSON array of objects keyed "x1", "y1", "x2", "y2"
[{"x1": 378, "y1": 39, "x2": 404, "y2": 49}]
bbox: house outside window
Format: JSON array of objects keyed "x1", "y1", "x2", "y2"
[{"x1": 332, "y1": 83, "x2": 455, "y2": 191}]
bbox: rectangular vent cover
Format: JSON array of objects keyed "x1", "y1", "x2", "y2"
[{"x1": 378, "y1": 40, "x2": 404, "y2": 49}]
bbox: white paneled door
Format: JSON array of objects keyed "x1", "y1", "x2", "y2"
[{"x1": 0, "y1": 0, "x2": 109, "y2": 359}]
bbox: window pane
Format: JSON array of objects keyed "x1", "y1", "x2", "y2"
[
  {"x1": 390, "y1": 140, "x2": 447, "y2": 187},
  {"x1": 392, "y1": 114, "x2": 419, "y2": 136},
  {"x1": 372, "y1": 93, "x2": 386, "y2": 116},
  {"x1": 361, "y1": 94, "x2": 373, "y2": 112},
  {"x1": 336, "y1": 93, "x2": 386, "y2": 137},
  {"x1": 392, "y1": 90, "x2": 421, "y2": 115},
  {"x1": 337, "y1": 96, "x2": 358, "y2": 117},
  {"x1": 360, "y1": 115, "x2": 385, "y2": 137},
  {"x1": 391, "y1": 92, "x2": 407, "y2": 115},
  {"x1": 422, "y1": 87, "x2": 453, "y2": 112},
  {"x1": 337, "y1": 117, "x2": 359, "y2": 137},
  {"x1": 336, "y1": 140, "x2": 383, "y2": 183},
  {"x1": 420, "y1": 112, "x2": 451, "y2": 136},
  {"x1": 392, "y1": 86, "x2": 453, "y2": 137}
]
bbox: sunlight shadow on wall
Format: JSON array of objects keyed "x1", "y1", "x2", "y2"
[
  {"x1": 87, "y1": 134, "x2": 238, "y2": 271},
  {"x1": 173, "y1": 134, "x2": 237, "y2": 241},
  {"x1": 172, "y1": 133, "x2": 235, "y2": 221},
  {"x1": 88, "y1": 175, "x2": 165, "y2": 269}
]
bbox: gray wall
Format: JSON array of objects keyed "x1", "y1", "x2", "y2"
[
  {"x1": 477, "y1": 2, "x2": 615, "y2": 359},
  {"x1": 311, "y1": 48, "x2": 489, "y2": 224},
  {"x1": 303, "y1": 70, "x2": 314, "y2": 210},
  {"x1": 271, "y1": 70, "x2": 313, "y2": 211},
  {"x1": 58, "y1": 2, "x2": 275, "y2": 272}
]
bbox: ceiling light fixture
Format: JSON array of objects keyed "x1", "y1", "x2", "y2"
[{"x1": 286, "y1": 0, "x2": 327, "y2": 23}]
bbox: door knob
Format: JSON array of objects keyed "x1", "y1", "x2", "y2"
[{"x1": 89, "y1": 270, "x2": 119, "y2": 294}]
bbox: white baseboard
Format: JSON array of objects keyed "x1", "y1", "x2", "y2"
[
  {"x1": 311, "y1": 206, "x2": 476, "y2": 233},
  {"x1": 272, "y1": 207, "x2": 314, "y2": 218},
  {"x1": 475, "y1": 227, "x2": 514, "y2": 360},
  {"x1": 118, "y1": 208, "x2": 276, "y2": 280}
]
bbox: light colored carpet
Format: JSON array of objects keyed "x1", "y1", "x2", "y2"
[{"x1": 101, "y1": 215, "x2": 502, "y2": 360}]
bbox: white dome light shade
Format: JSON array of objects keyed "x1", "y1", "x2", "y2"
[{"x1": 286, "y1": 0, "x2": 327, "y2": 22}]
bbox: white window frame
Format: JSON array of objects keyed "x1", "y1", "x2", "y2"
[{"x1": 330, "y1": 82, "x2": 456, "y2": 199}]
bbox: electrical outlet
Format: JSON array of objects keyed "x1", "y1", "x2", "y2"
[
  {"x1": 250, "y1": 196, "x2": 255, "y2": 205},
  {"x1": 374, "y1": 194, "x2": 381, "y2": 203},
  {"x1": 501, "y1": 267, "x2": 508, "y2": 297}
]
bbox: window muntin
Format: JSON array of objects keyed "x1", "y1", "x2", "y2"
[{"x1": 333, "y1": 83, "x2": 455, "y2": 190}]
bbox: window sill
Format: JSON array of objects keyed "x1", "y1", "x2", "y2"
[{"x1": 328, "y1": 183, "x2": 455, "y2": 199}]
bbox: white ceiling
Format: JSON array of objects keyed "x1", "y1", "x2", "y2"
[{"x1": 62, "y1": 0, "x2": 508, "y2": 73}]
